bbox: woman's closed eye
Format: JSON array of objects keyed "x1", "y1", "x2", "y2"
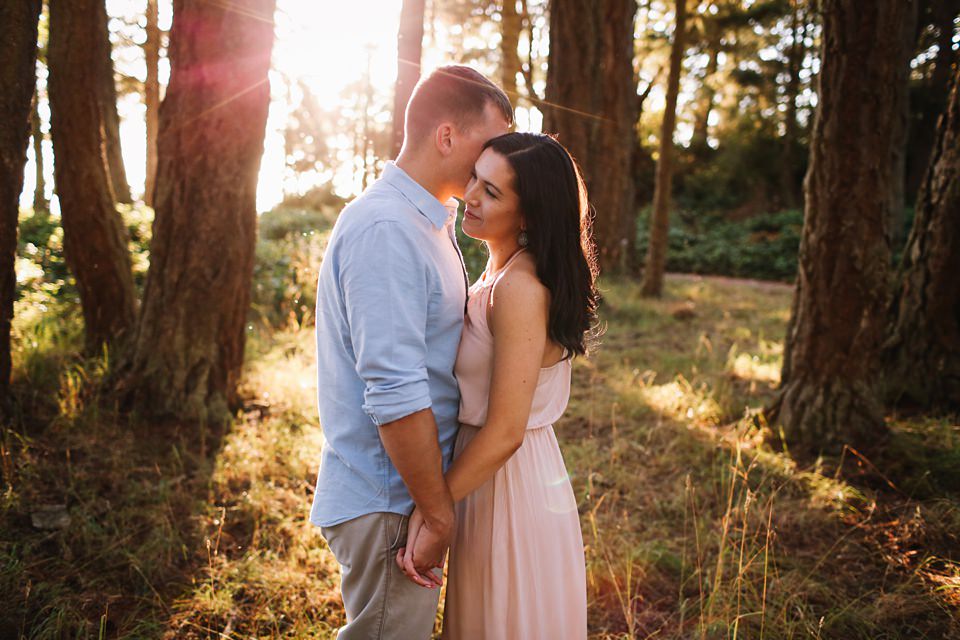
[{"x1": 471, "y1": 172, "x2": 498, "y2": 199}]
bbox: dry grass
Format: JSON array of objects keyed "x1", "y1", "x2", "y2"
[{"x1": 1, "y1": 273, "x2": 958, "y2": 638}]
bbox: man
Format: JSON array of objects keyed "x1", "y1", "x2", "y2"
[{"x1": 310, "y1": 66, "x2": 513, "y2": 639}]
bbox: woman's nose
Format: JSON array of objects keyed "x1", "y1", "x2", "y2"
[{"x1": 464, "y1": 183, "x2": 480, "y2": 206}]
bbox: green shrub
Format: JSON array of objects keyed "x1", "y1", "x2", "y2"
[
  {"x1": 636, "y1": 208, "x2": 803, "y2": 282},
  {"x1": 251, "y1": 206, "x2": 335, "y2": 330}
]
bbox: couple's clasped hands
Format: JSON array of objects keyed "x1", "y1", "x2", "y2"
[{"x1": 395, "y1": 506, "x2": 453, "y2": 589}]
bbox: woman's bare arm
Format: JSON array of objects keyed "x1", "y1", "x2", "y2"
[{"x1": 444, "y1": 267, "x2": 550, "y2": 502}]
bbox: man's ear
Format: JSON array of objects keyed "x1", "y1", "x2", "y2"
[{"x1": 435, "y1": 122, "x2": 454, "y2": 156}]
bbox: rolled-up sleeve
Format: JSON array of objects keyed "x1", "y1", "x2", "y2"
[{"x1": 340, "y1": 221, "x2": 433, "y2": 426}]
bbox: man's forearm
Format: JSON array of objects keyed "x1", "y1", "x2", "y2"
[{"x1": 378, "y1": 408, "x2": 454, "y2": 529}]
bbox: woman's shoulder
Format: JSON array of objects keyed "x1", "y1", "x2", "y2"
[{"x1": 491, "y1": 252, "x2": 549, "y2": 311}]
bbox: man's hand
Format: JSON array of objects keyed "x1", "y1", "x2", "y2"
[
  {"x1": 396, "y1": 507, "x2": 451, "y2": 588},
  {"x1": 378, "y1": 407, "x2": 454, "y2": 587}
]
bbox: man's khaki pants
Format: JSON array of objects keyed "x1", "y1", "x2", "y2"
[{"x1": 322, "y1": 512, "x2": 442, "y2": 639}]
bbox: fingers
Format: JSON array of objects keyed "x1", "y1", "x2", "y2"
[
  {"x1": 410, "y1": 537, "x2": 446, "y2": 588},
  {"x1": 402, "y1": 545, "x2": 438, "y2": 588},
  {"x1": 395, "y1": 511, "x2": 448, "y2": 589},
  {"x1": 424, "y1": 563, "x2": 444, "y2": 588}
]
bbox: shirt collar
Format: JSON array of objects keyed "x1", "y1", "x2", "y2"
[{"x1": 381, "y1": 162, "x2": 453, "y2": 230}]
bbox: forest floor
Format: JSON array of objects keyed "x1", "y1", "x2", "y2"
[{"x1": 2, "y1": 273, "x2": 958, "y2": 639}]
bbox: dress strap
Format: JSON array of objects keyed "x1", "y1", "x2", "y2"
[
  {"x1": 475, "y1": 249, "x2": 528, "y2": 328},
  {"x1": 491, "y1": 248, "x2": 527, "y2": 285}
]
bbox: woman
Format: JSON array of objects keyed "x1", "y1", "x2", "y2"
[{"x1": 400, "y1": 132, "x2": 599, "y2": 639}]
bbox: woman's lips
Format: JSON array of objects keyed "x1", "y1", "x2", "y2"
[{"x1": 464, "y1": 208, "x2": 480, "y2": 221}]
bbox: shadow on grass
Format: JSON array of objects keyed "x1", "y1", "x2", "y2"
[
  {"x1": 1, "y1": 393, "x2": 227, "y2": 637},
  {"x1": 563, "y1": 274, "x2": 959, "y2": 639},
  {"x1": 0, "y1": 327, "x2": 341, "y2": 638},
  {"x1": 4, "y1": 272, "x2": 957, "y2": 639}
]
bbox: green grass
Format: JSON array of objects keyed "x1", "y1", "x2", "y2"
[{"x1": 1, "y1": 272, "x2": 958, "y2": 638}]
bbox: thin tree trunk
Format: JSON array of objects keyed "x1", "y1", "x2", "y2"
[
  {"x1": 691, "y1": 41, "x2": 718, "y2": 152},
  {"x1": 768, "y1": 0, "x2": 919, "y2": 456},
  {"x1": 641, "y1": 0, "x2": 687, "y2": 297},
  {"x1": 361, "y1": 49, "x2": 374, "y2": 191},
  {"x1": 48, "y1": 0, "x2": 136, "y2": 352},
  {"x1": 544, "y1": 0, "x2": 637, "y2": 274},
  {"x1": 31, "y1": 88, "x2": 48, "y2": 214},
  {"x1": 501, "y1": 0, "x2": 522, "y2": 100},
  {"x1": 884, "y1": 63, "x2": 960, "y2": 409},
  {"x1": 98, "y1": 4, "x2": 131, "y2": 204},
  {"x1": 121, "y1": 0, "x2": 277, "y2": 423},
  {"x1": 0, "y1": 0, "x2": 42, "y2": 398},
  {"x1": 889, "y1": 3, "x2": 919, "y2": 241},
  {"x1": 144, "y1": 0, "x2": 160, "y2": 207},
  {"x1": 779, "y1": 0, "x2": 804, "y2": 209},
  {"x1": 391, "y1": 0, "x2": 425, "y2": 158},
  {"x1": 519, "y1": 0, "x2": 543, "y2": 103},
  {"x1": 905, "y1": 0, "x2": 959, "y2": 203}
]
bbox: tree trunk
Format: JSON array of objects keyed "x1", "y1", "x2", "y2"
[
  {"x1": 884, "y1": 63, "x2": 960, "y2": 409},
  {"x1": 905, "y1": 0, "x2": 960, "y2": 203},
  {"x1": 501, "y1": 0, "x2": 522, "y2": 101},
  {"x1": 391, "y1": 0, "x2": 426, "y2": 158},
  {"x1": 519, "y1": 0, "x2": 543, "y2": 103},
  {"x1": 779, "y1": 0, "x2": 804, "y2": 209},
  {"x1": 97, "y1": 4, "x2": 131, "y2": 204},
  {"x1": 0, "y1": 0, "x2": 42, "y2": 398},
  {"x1": 691, "y1": 41, "x2": 718, "y2": 153},
  {"x1": 888, "y1": 4, "x2": 919, "y2": 242},
  {"x1": 48, "y1": 0, "x2": 136, "y2": 353},
  {"x1": 543, "y1": 0, "x2": 598, "y2": 173},
  {"x1": 544, "y1": 0, "x2": 637, "y2": 274},
  {"x1": 32, "y1": 88, "x2": 48, "y2": 214},
  {"x1": 640, "y1": 0, "x2": 687, "y2": 297},
  {"x1": 121, "y1": 0, "x2": 277, "y2": 423},
  {"x1": 143, "y1": 0, "x2": 160, "y2": 207},
  {"x1": 769, "y1": 0, "x2": 919, "y2": 456}
]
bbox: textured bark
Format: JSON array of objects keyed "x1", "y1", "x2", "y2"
[
  {"x1": 641, "y1": 0, "x2": 687, "y2": 297},
  {"x1": 48, "y1": 0, "x2": 136, "y2": 352},
  {"x1": 0, "y1": 0, "x2": 42, "y2": 397},
  {"x1": 143, "y1": 0, "x2": 160, "y2": 207},
  {"x1": 544, "y1": 0, "x2": 637, "y2": 274},
  {"x1": 884, "y1": 63, "x2": 960, "y2": 409},
  {"x1": 122, "y1": 0, "x2": 277, "y2": 423},
  {"x1": 31, "y1": 88, "x2": 48, "y2": 213},
  {"x1": 770, "y1": 0, "x2": 919, "y2": 455},
  {"x1": 391, "y1": 0, "x2": 425, "y2": 158},
  {"x1": 97, "y1": 4, "x2": 131, "y2": 204},
  {"x1": 500, "y1": 0, "x2": 522, "y2": 100}
]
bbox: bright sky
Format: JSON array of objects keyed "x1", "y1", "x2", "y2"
[{"x1": 21, "y1": 0, "x2": 412, "y2": 213}]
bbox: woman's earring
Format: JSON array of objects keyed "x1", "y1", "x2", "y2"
[{"x1": 518, "y1": 230, "x2": 529, "y2": 247}]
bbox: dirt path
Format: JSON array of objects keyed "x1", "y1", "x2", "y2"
[{"x1": 667, "y1": 271, "x2": 794, "y2": 294}]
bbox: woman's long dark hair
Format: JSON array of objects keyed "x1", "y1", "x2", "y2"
[{"x1": 482, "y1": 132, "x2": 599, "y2": 357}]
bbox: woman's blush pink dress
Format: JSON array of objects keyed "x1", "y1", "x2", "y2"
[{"x1": 442, "y1": 252, "x2": 588, "y2": 640}]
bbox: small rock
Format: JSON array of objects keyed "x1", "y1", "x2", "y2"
[
  {"x1": 31, "y1": 504, "x2": 70, "y2": 530},
  {"x1": 671, "y1": 302, "x2": 697, "y2": 320}
]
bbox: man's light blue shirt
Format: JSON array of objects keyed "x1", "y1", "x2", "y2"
[{"x1": 310, "y1": 162, "x2": 467, "y2": 528}]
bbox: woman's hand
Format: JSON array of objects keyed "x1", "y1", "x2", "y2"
[{"x1": 395, "y1": 507, "x2": 446, "y2": 588}]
